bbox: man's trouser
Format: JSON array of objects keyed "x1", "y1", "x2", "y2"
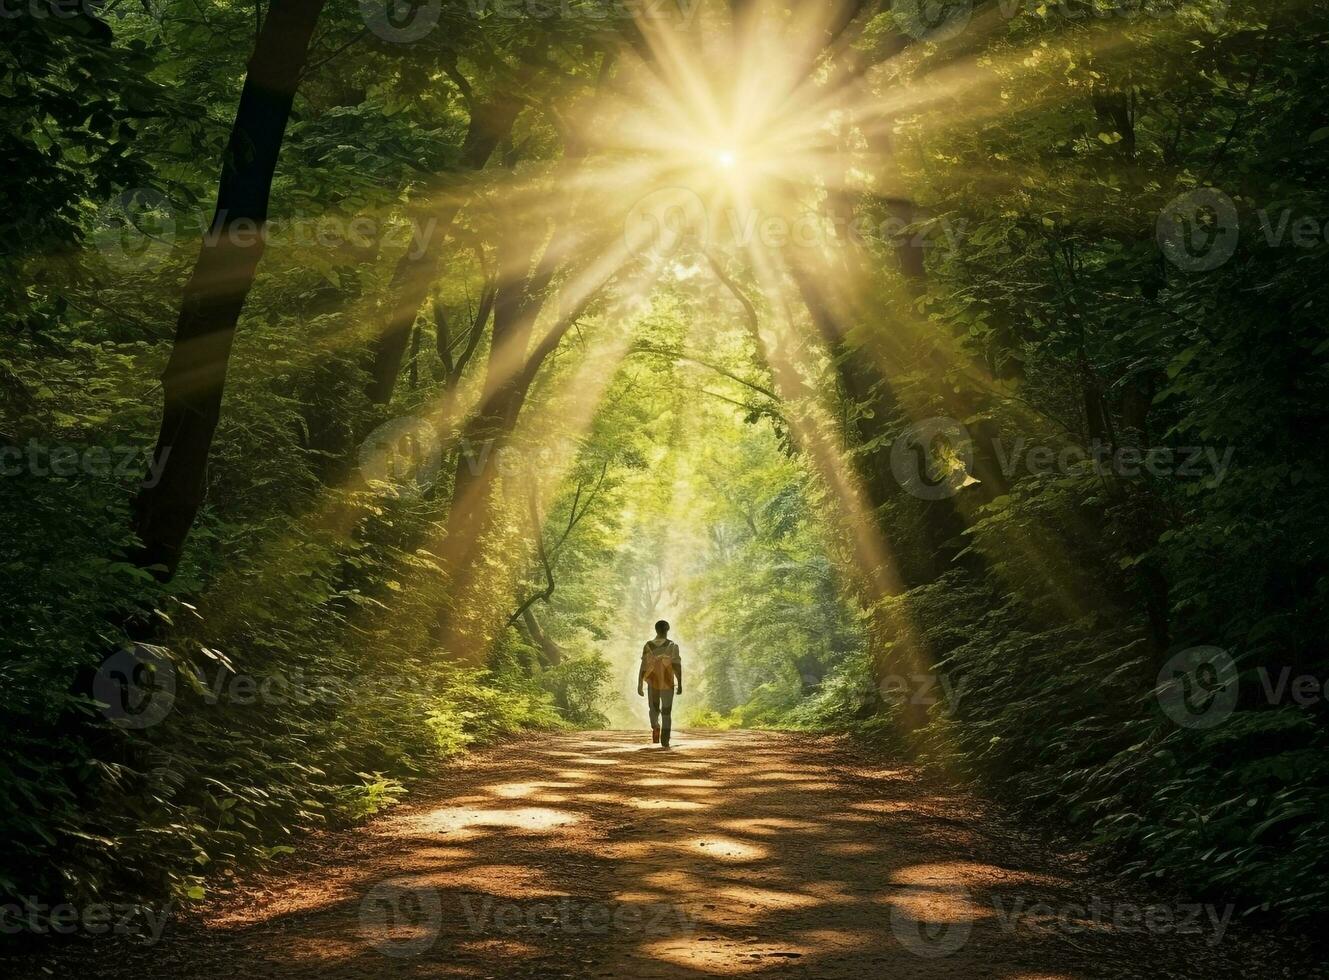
[{"x1": 647, "y1": 685, "x2": 675, "y2": 743}]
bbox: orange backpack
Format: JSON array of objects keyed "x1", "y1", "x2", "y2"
[{"x1": 643, "y1": 640, "x2": 676, "y2": 689}]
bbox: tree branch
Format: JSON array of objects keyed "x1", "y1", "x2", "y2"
[{"x1": 629, "y1": 341, "x2": 777, "y2": 401}]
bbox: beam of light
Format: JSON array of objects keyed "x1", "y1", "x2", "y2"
[
  {"x1": 136, "y1": 0, "x2": 1238, "y2": 707},
  {"x1": 91, "y1": 3, "x2": 1151, "y2": 409}
]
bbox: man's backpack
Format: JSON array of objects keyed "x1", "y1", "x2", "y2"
[{"x1": 643, "y1": 640, "x2": 676, "y2": 689}]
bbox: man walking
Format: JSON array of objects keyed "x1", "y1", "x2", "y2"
[{"x1": 637, "y1": 620, "x2": 683, "y2": 748}]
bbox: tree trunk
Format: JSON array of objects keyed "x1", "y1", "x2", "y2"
[
  {"x1": 521, "y1": 607, "x2": 565, "y2": 667},
  {"x1": 408, "y1": 324, "x2": 420, "y2": 389},
  {"x1": 788, "y1": 259, "x2": 972, "y2": 588},
  {"x1": 436, "y1": 262, "x2": 627, "y2": 639},
  {"x1": 364, "y1": 95, "x2": 523, "y2": 404},
  {"x1": 131, "y1": 0, "x2": 325, "y2": 577}
]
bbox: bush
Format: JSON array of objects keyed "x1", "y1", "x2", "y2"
[{"x1": 540, "y1": 652, "x2": 612, "y2": 729}]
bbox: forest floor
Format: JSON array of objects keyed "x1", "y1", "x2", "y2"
[{"x1": 7, "y1": 731, "x2": 1322, "y2": 979}]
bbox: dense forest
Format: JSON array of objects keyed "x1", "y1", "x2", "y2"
[{"x1": 4, "y1": 0, "x2": 1328, "y2": 970}]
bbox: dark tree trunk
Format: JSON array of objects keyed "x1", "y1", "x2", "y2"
[
  {"x1": 1092, "y1": 89, "x2": 1137, "y2": 160},
  {"x1": 882, "y1": 196, "x2": 928, "y2": 286},
  {"x1": 131, "y1": 0, "x2": 325, "y2": 577},
  {"x1": 521, "y1": 607, "x2": 565, "y2": 667},
  {"x1": 435, "y1": 265, "x2": 619, "y2": 638},
  {"x1": 408, "y1": 324, "x2": 420, "y2": 390},
  {"x1": 437, "y1": 212, "x2": 603, "y2": 585},
  {"x1": 364, "y1": 95, "x2": 523, "y2": 405},
  {"x1": 788, "y1": 260, "x2": 971, "y2": 588}
]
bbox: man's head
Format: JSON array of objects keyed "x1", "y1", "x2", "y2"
[{"x1": 655, "y1": 619, "x2": 670, "y2": 637}]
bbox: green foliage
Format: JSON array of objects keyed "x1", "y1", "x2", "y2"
[
  {"x1": 653, "y1": 405, "x2": 867, "y2": 728},
  {"x1": 332, "y1": 774, "x2": 408, "y2": 826},
  {"x1": 541, "y1": 652, "x2": 614, "y2": 729},
  {"x1": 4, "y1": 0, "x2": 1327, "y2": 935},
  {"x1": 827, "y1": 0, "x2": 1329, "y2": 922}
]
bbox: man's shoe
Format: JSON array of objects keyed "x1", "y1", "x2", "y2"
[{"x1": 651, "y1": 727, "x2": 660, "y2": 744}]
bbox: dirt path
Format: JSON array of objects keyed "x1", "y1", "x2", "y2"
[{"x1": 9, "y1": 731, "x2": 1317, "y2": 978}]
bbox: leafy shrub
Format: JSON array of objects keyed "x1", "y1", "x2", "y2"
[{"x1": 540, "y1": 652, "x2": 613, "y2": 728}]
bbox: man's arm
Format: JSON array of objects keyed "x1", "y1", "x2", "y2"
[
  {"x1": 636, "y1": 644, "x2": 647, "y2": 696},
  {"x1": 672, "y1": 643, "x2": 683, "y2": 694}
]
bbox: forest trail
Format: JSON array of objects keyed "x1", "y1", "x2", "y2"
[{"x1": 14, "y1": 732, "x2": 1307, "y2": 980}]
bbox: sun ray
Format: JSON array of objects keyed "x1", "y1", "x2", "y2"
[{"x1": 153, "y1": 0, "x2": 1239, "y2": 688}]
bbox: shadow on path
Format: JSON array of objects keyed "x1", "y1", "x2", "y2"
[{"x1": 5, "y1": 731, "x2": 1310, "y2": 978}]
